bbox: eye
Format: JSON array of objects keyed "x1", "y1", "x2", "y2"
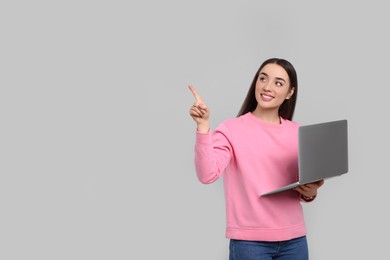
[
  {"x1": 258, "y1": 76, "x2": 267, "y2": 82},
  {"x1": 275, "y1": 81, "x2": 283, "y2": 87}
]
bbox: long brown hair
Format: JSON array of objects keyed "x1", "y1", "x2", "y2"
[{"x1": 237, "y1": 58, "x2": 298, "y2": 120}]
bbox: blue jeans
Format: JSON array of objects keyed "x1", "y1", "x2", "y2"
[{"x1": 229, "y1": 236, "x2": 308, "y2": 260}]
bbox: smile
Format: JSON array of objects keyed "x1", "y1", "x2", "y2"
[{"x1": 261, "y1": 94, "x2": 274, "y2": 101}]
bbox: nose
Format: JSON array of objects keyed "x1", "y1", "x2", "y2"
[{"x1": 263, "y1": 81, "x2": 271, "y2": 92}]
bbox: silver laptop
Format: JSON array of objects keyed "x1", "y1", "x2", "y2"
[{"x1": 261, "y1": 119, "x2": 348, "y2": 196}]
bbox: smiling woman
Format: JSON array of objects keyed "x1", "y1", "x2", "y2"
[
  {"x1": 238, "y1": 58, "x2": 298, "y2": 122},
  {"x1": 188, "y1": 58, "x2": 324, "y2": 260},
  {"x1": 252, "y1": 63, "x2": 295, "y2": 123}
]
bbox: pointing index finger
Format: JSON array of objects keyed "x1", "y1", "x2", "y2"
[{"x1": 188, "y1": 85, "x2": 203, "y2": 104}]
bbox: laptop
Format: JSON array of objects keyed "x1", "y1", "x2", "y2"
[{"x1": 261, "y1": 119, "x2": 349, "y2": 196}]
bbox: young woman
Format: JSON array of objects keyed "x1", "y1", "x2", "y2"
[{"x1": 188, "y1": 58, "x2": 324, "y2": 260}]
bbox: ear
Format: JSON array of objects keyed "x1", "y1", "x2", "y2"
[{"x1": 286, "y1": 87, "x2": 295, "y2": 100}]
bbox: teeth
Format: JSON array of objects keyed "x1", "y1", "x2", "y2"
[{"x1": 262, "y1": 94, "x2": 273, "y2": 99}]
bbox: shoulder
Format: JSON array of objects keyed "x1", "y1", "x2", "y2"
[
  {"x1": 211, "y1": 114, "x2": 249, "y2": 138},
  {"x1": 281, "y1": 118, "x2": 300, "y2": 128},
  {"x1": 280, "y1": 118, "x2": 300, "y2": 138},
  {"x1": 217, "y1": 113, "x2": 250, "y2": 129}
]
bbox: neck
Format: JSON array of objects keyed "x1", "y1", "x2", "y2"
[{"x1": 251, "y1": 107, "x2": 280, "y2": 124}]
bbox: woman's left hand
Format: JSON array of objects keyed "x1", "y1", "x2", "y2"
[{"x1": 294, "y1": 179, "x2": 325, "y2": 198}]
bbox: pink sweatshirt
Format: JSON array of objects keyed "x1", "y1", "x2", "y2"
[{"x1": 194, "y1": 112, "x2": 307, "y2": 241}]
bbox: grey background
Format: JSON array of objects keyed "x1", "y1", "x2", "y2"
[{"x1": 1, "y1": 0, "x2": 388, "y2": 259}]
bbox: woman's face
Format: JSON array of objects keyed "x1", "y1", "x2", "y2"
[{"x1": 255, "y1": 63, "x2": 295, "y2": 111}]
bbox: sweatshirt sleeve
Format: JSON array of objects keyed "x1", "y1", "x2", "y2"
[{"x1": 194, "y1": 124, "x2": 233, "y2": 184}]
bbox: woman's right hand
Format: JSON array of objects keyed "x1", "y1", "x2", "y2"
[{"x1": 188, "y1": 85, "x2": 210, "y2": 133}]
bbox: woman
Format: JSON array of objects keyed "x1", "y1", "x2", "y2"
[{"x1": 189, "y1": 58, "x2": 324, "y2": 260}]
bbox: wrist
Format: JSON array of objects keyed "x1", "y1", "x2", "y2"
[{"x1": 196, "y1": 122, "x2": 210, "y2": 133}]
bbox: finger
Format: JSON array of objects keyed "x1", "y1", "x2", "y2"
[
  {"x1": 197, "y1": 104, "x2": 208, "y2": 114},
  {"x1": 297, "y1": 184, "x2": 311, "y2": 192},
  {"x1": 190, "y1": 105, "x2": 205, "y2": 117},
  {"x1": 317, "y1": 179, "x2": 325, "y2": 187},
  {"x1": 293, "y1": 186, "x2": 306, "y2": 194},
  {"x1": 294, "y1": 186, "x2": 314, "y2": 197},
  {"x1": 306, "y1": 180, "x2": 323, "y2": 189},
  {"x1": 305, "y1": 184, "x2": 319, "y2": 192},
  {"x1": 188, "y1": 85, "x2": 203, "y2": 104},
  {"x1": 190, "y1": 110, "x2": 203, "y2": 118},
  {"x1": 191, "y1": 101, "x2": 208, "y2": 114}
]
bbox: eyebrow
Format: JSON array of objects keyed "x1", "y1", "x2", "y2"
[{"x1": 259, "y1": 72, "x2": 286, "y2": 83}]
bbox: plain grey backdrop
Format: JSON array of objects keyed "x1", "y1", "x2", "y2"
[{"x1": 1, "y1": 0, "x2": 389, "y2": 259}]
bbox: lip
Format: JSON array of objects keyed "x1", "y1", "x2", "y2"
[{"x1": 260, "y1": 93, "x2": 274, "y2": 101}]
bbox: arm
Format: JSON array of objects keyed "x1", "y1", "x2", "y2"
[
  {"x1": 194, "y1": 126, "x2": 233, "y2": 184},
  {"x1": 189, "y1": 85, "x2": 232, "y2": 184}
]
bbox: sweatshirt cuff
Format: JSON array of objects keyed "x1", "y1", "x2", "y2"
[{"x1": 196, "y1": 129, "x2": 212, "y2": 144}]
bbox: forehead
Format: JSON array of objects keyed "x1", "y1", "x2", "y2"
[{"x1": 260, "y1": 63, "x2": 289, "y2": 80}]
